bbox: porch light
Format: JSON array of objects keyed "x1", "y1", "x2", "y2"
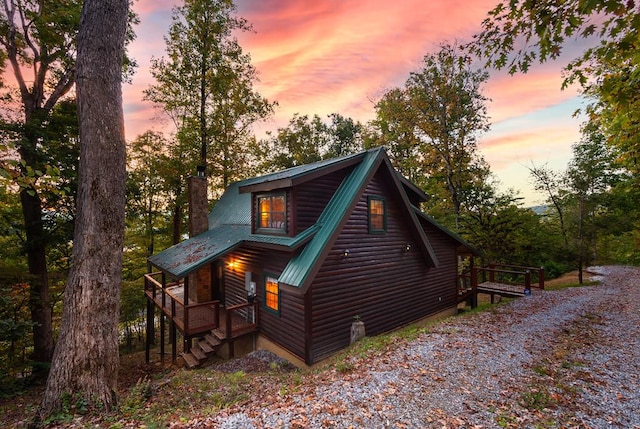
[
  {"x1": 342, "y1": 249, "x2": 350, "y2": 260},
  {"x1": 405, "y1": 243, "x2": 412, "y2": 253}
]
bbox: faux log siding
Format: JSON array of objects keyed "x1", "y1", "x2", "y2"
[
  {"x1": 421, "y1": 220, "x2": 459, "y2": 309},
  {"x1": 310, "y1": 169, "x2": 448, "y2": 362},
  {"x1": 293, "y1": 168, "x2": 350, "y2": 234},
  {"x1": 222, "y1": 247, "x2": 307, "y2": 359}
]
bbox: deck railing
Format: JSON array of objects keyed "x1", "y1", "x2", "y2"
[
  {"x1": 483, "y1": 263, "x2": 545, "y2": 290},
  {"x1": 225, "y1": 301, "x2": 259, "y2": 339},
  {"x1": 144, "y1": 272, "x2": 221, "y2": 336}
]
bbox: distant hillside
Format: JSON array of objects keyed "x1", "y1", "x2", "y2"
[{"x1": 529, "y1": 205, "x2": 549, "y2": 215}]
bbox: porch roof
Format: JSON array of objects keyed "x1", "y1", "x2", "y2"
[{"x1": 148, "y1": 224, "x2": 319, "y2": 279}]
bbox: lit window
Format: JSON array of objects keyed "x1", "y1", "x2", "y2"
[
  {"x1": 257, "y1": 194, "x2": 286, "y2": 231},
  {"x1": 368, "y1": 196, "x2": 386, "y2": 233},
  {"x1": 264, "y1": 276, "x2": 279, "y2": 313}
]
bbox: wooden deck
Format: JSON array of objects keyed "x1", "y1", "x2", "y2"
[
  {"x1": 146, "y1": 284, "x2": 221, "y2": 335},
  {"x1": 144, "y1": 272, "x2": 258, "y2": 340},
  {"x1": 458, "y1": 264, "x2": 545, "y2": 307}
]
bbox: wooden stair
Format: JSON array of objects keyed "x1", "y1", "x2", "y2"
[{"x1": 181, "y1": 329, "x2": 226, "y2": 369}]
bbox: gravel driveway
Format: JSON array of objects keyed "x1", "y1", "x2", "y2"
[{"x1": 182, "y1": 265, "x2": 640, "y2": 428}]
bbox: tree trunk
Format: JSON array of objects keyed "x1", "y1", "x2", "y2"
[
  {"x1": 38, "y1": 0, "x2": 129, "y2": 419},
  {"x1": 19, "y1": 189, "x2": 54, "y2": 370},
  {"x1": 172, "y1": 199, "x2": 183, "y2": 245}
]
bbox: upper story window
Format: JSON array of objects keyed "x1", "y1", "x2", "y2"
[
  {"x1": 256, "y1": 193, "x2": 286, "y2": 233},
  {"x1": 368, "y1": 196, "x2": 386, "y2": 234}
]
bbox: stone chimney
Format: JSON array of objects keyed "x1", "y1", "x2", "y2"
[
  {"x1": 188, "y1": 165, "x2": 209, "y2": 237},
  {"x1": 188, "y1": 165, "x2": 211, "y2": 303}
]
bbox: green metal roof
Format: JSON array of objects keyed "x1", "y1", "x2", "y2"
[
  {"x1": 277, "y1": 148, "x2": 384, "y2": 288},
  {"x1": 147, "y1": 225, "x2": 247, "y2": 279},
  {"x1": 148, "y1": 146, "x2": 444, "y2": 283},
  {"x1": 237, "y1": 151, "x2": 364, "y2": 193},
  {"x1": 148, "y1": 224, "x2": 319, "y2": 279},
  {"x1": 149, "y1": 175, "x2": 320, "y2": 279},
  {"x1": 208, "y1": 182, "x2": 251, "y2": 228}
]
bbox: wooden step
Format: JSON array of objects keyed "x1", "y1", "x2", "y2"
[
  {"x1": 212, "y1": 328, "x2": 227, "y2": 340},
  {"x1": 198, "y1": 339, "x2": 215, "y2": 354},
  {"x1": 205, "y1": 333, "x2": 222, "y2": 347},
  {"x1": 182, "y1": 352, "x2": 200, "y2": 368},
  {"x1": 191, "y1": 344, "x2": 207, "y2": 360}
]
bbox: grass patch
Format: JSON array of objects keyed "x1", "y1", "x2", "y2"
[
  {"x1": 519, "y1": 385, "x2": 553, "y2": 410},
  {"x1": 544, "y1": 269, "x2": 601, "y2": 291},
  {"x1": 545, "y1": 280, "x2": 600, "y2": 291}
]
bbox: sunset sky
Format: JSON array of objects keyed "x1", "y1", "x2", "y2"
[{"x1": 125, "y1": 0, "x2": 591, "y2": 205}]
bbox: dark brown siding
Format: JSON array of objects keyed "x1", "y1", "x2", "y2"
[
  {"x1": 421, "y1": 221, "x2": 459, "y2": 309},
  {"x1": 309, "y1": 167, "x2": 459, "y2": 362},
  {"x1": 222, "y1": 247, "x2": 306, "y2": 360},
  {"x1": 294, "y1": 168, "x2": 350, "y2": 234}
]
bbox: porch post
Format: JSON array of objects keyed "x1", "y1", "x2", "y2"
[
  {"x1": 160, "y1": 313, "x2": 165, "y2": 363},
  {"x1": 470, "y1": 267, "x2": 478, "y2": 309},
  {"x1": 145, "y1": 298, "x2": 154, "y2": 363}
]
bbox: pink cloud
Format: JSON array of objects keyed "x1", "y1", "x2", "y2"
[{"x1": 2, "y1": 0, "x2": 587, "y2": 205}]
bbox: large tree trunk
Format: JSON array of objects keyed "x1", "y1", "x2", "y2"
[
  {"x1": 19, "y1": 189, "x2": 54, "y2": 369},
  {"x1": 38, "y1": 0, "x2": 129, "y2": 418}
]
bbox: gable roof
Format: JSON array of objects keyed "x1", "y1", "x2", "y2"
[
  {"x1": 148, "y1": 147, "x2": 441, "y2": 282},
  {"x1": 279, "y1": 147, "x2": 439, "y2": 293},
  {"x1": 149, "y1": 151, "x2": 369, "y2": 278}
]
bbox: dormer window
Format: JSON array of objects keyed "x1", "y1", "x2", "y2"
[{"x1": 256, "y1": 193, "x2": 286, "y2": 233}]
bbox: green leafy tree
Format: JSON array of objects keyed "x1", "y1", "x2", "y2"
[
  {"x1": 471, "y1": 0, "x2": 640, "y2": 185},
  {"x1": 368, "y1": 42, "x2": 491, "y2": 227},
  {"x1": 127, "y1": 131, "x2": 174, "y2": 257},
  {"x1": 565, "y1": 121, "x2": 622, "y2": 282},
  {"x1": 255, "y1": 113, "x2": 363, "y2": 173},
  {"x1": 324, "y1": 113, "x2": 364, "y2": 158},
  {"x1": 530, "y1": 120, "x2": 627, "y2": 280},
  {"x1": 0, "y1": 181, "x2": 32, "y2": 386},
  {"x1": 363, "y1": 88, "x2": 423, "y2": 185},
  {"x1": 145, "y1": 0, "x2": 275, "y2": 194},
  {"x1": 528, "y1": 163, "x2": 569, "y2": 248},
  {"x1": 0, "y1": 0, "x2": 83, "y2": 368}
]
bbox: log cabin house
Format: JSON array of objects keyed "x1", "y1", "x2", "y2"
[{"x1": 144, "y1": 147, "x2": 480, "y2": 367}]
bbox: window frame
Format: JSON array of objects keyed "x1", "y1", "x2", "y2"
[
  {"x1": 368, "y1": 196, "x2": 387, "y2": 234},
  {"x1": 262, "y1": 274, "x2": 281, "y2": 315},
  {"x1": 255, "y1": 192, "x2": 287, "y2": 234}
]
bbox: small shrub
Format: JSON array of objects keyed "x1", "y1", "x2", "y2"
[{"x1": 121, "y1": 377, "x2": 153, "y2": 413}]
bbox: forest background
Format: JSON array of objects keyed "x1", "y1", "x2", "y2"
[{"x1": 0, "y1": 0, "x2": 638, "y2": 417}]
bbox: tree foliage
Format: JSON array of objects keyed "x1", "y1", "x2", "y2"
[
  {"x1": 471, "y1": 0, "x2": 640, "y2": 184},
  {"x1": 255, "y1": 113, "x2": 363, "y2": 172},
  {"x1": 0, "y1": 0, "x2": 84, "y2": 367},
  {"x1": 367, "y1": 42, "x2": 491, "y2": 225},
  {"x1": 529, "y1": 119, "x2": 629, "y2": 281},
  {"x1": 145, "y1": 0, "x2": 275, "y2": 193},
  {"x1": 1, "y1": 0, "x2": 136, "y2": 369}
]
